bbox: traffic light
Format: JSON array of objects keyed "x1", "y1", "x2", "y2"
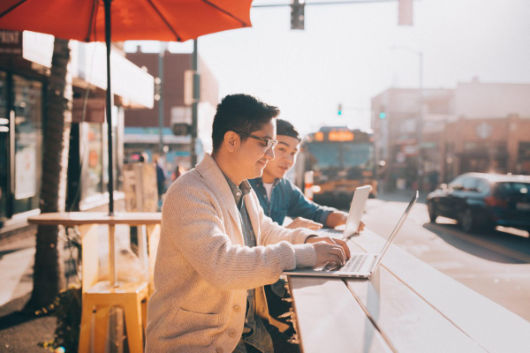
[
  {"x1": 398, "y1": 0, "x2": 413, "y2": 26},
  {"x1": 337, "y1": 103, "x2": 343, "y2": 116},
  {"x1": 290, "y1": 0, "x2": 305, "y2": 30},
  {"x1": 378, "y1": 106, "x2": 387, "y2": 119}
]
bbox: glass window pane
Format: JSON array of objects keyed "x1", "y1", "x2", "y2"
[
  {"x1": 0, "y1": 71, "x2": 8, "y2": 219},
  {"x1": 13, "y1": 75, "x2": 42, "y2": 213}
]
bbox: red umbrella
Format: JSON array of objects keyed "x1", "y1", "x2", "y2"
[{"x1": 0, "y1": 0, "x2": 252, "y2": 214}]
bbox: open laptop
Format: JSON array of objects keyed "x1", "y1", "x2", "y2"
[
  {"x1": 342, "y1": 185, "x2": 372, "y2": 239},
  {"x1": 284, "y1": 190, "x2": 418, "y2": 279},
  {"x1": 318, "y1": 185, "x2": 372, "y2": 239}
]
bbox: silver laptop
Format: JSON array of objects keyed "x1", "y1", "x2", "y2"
[
  {"x1": 318, "y1": 185, "x2": 372, "y2": 239},
  {"x1": 284, "y1": 191, "x2": 418, "y2": 279},
  {"x1": 342, "y1": 185, "x2": 372, "y2": 239}
]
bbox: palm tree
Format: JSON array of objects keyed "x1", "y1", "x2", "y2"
[{"x1": 25, "y1": 37, "x2": 72, "y2": 310}]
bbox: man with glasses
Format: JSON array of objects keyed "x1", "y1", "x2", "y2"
[{"x1": 146, "y1": 94, "x2": 350, "y2": 353}]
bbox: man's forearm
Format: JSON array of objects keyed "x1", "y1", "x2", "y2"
[{"x1": 324, "y1": 211, "x2": 348, "y2": 228}]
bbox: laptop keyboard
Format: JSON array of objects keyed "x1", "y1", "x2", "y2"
[{"x1": 340, "y1": 253, "x2": 375, "y2": 272}]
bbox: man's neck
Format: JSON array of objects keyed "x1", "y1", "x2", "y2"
[
  {"x1": 261, "y1": 172, "x2": 276, "y2": 184},
  {"x1": 212, "y1": 152, "x2": 244, "y2": 185}
]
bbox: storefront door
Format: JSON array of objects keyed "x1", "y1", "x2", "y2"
[{"x1": 0, "y1": 71, "x2": 43, "y2": 222}]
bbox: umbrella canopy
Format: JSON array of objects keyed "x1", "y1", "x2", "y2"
[
  {"x1": 0, "y1": 0, "x2": 252, "y2": 42},
  {"x1": 0, "y1": 0, "x2": 252, "y2": 215}
]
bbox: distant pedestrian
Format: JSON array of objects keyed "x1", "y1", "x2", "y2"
[{"x1": 153, "y1": 155, "x2": 166, "y2": 202}]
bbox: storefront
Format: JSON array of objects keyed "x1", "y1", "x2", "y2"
[
  {"x1": 0, "y1": 31, "x2": 153, "y2": 231},
  {"x1": 441, "y1": 116, "x2": 530, "y2": 180},
  {"x1": 0, "y1": 70, "x2": 44, "y2": 222}
]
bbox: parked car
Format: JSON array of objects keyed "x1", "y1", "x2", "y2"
[{"x1": 426, "y1": 173, "x2": 530, "y2": 233}]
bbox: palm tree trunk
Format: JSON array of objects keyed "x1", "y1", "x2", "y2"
[{"x1": 25, "y1": 38, "x2": 72, "y2": 310}]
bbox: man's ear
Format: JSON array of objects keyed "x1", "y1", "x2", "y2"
[{"x1": 224, "y1": 131, "x2": 240, "y2": 152}]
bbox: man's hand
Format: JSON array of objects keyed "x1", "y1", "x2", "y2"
[
  {"x1": 311, "y1": 241, "x2": 348, "y2": 269},
  {"x1": 305, "y1": 236, "x2": 351, "y2": 262},
  {"x1": 286, "y1": 217, "x2": 323, "y2": 230}
]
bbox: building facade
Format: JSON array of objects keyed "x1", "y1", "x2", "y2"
[
  {"x1": 124, "y1": 49, "x2": 219, "y2": 178},
  {"x1": 0, "y1": 31, "x2": 153, "y2": 233},
  {"x1": 371, "y1": 80, "x2": 530, "y2": 191}
]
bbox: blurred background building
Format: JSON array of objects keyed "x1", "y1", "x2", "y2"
[
  {"x1": 371, "y1": 79, "x2": 530, "y2": 191},
  {"x1": 124, "y1": 48, "x2": 219, "y2": 179},
  {"x1": 0, "y1": 31, "x2": 153, "y2": 232}
]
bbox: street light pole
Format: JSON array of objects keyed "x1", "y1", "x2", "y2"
[
  {"x1": 158, "y1": 43, "x2": 166, "y2": 155},
  {"x1": 390, "y1": 46, "x2": 424, "y2": 191},
  {"x1": 417, "y1": 51, "x2": 424, "y2": 191},
  {"x1": 190, "y1": 39, "x2": 199, "y2": 167}
]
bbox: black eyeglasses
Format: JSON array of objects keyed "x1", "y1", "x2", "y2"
[{"x1": 247, "y1": 134, "x2": 278, "y2": 150}]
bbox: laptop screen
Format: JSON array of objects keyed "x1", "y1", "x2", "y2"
[
  {"x1": 373, "y1": 190, "x2": 418, "y2": 268},
  {"x1": 343, "y1": 185, "x2": 372, "y2": 237}
]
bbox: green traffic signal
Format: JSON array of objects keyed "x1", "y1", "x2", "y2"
[{"x1": 379, "y1": 111, "x2": 387, "y2": 119}]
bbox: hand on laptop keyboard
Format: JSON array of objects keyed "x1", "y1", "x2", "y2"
[
  {"x1": 323, "y1": 262, "x2": 341, "y2": 271},
  {"x1": 312, "y1": 242, "x2": 347, "y2": 268}
]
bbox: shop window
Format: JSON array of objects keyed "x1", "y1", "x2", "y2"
[
  {"x1": 0, "y1": 72, "x2": 8, "y2": 220},
  {"x1": 12, "y1": 75, "x2": 42, "y2": 214},
  {"x1": 517, "y1": 142, "x2": 530, "y2": 174},
  {"x1": 81, "y1": 122, "x2": 104, "y2": 200}
]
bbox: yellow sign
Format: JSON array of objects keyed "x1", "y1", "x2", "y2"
[{"x1": 328, "y1": 130, "x2": 354, "y2": 141}]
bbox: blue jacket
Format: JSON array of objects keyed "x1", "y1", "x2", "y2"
[{"x1": 249, "y1": 177, "x2": 333, "y2": 226}]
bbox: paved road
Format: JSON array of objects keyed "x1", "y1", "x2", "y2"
[{"x1": 362, "y1": 192, "x2": 530, "y2": 321}]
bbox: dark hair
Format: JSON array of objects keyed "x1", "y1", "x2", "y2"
[
  {"x1": 276, "y1": 119, "x2": 301, "y2": 141},
  {"x1": 212, "y1": 94, "x2": 280, "y2": 152}
]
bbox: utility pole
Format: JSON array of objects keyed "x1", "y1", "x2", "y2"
[
  {"x1": 417, "y1": 51, "x2": 424, "y2": 191},
  {"x1": 158, "y1": 43, "x2": 166, "y2": 155},
  {"x1": 390, "y1": 45, "x2": 424, "y2": 191},
  {"x1": 190, "y1": 39, "x2": 199, "y2": 167}
]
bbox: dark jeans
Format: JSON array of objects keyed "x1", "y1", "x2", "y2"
[
  {"x1": 233, "y1": 280, "x2": 300, "y2": 353},
  {"x1": 263, "y1": 280, "x2": 300, "y2": 353},
  {"x1": 233, "y1": 315, "x2": 274, "y2": 353}
]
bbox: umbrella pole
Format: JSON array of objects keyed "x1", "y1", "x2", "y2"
[
  {"x1": 104, "y1": 0, "x2": 118, "y2": 289},
  {"x1": 104, "y1": 0, "x2": 114, "y2": 216}
]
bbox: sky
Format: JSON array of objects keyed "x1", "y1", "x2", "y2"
[{"x1": 125, "y1": 0, "x2": 530, "y2": 135}]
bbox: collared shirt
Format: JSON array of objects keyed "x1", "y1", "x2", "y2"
[
  {"x1": 222, "y1": 175, "x2": 273, "y2": 353},
  {"x1": 249, "y1": 177, "x2": 333, "y2": 226}
]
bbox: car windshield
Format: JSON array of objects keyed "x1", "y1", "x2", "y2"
[{"x1": 494, "y1": 182, "x2": 530, "y2": 196}]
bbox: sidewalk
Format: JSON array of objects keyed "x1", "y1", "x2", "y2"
[
  {"x1": 0, "y1": 224, "x2": 137, "y2": 353},
  {"x1": 377, "y1": 188, "x2": 427, "y2": 204},
  {"x1": 0, "y1": 230, "x2": 55, "y2": 353}
]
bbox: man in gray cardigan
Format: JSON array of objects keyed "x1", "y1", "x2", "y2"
[{"x1": 146, "y1": 94, "x2": 350, "y2": 353}]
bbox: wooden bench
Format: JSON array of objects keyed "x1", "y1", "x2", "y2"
[{"x1": 287, "y1": 229, "x2": 530, "y2": 353}]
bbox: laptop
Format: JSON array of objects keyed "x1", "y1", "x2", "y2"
[
  {"x1": 342, "y1": 185, "x2": 372, "y2": 239},
  {"x1": 284, "y1": 190, "x2": 418, "y2": 279},
  {"x1": 318, "y1": 185, "x2": 372, "y2": 240}
]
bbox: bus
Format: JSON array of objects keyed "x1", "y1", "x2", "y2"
[{"x1": 295, "y1": 127, "x2": 377, "y2": 208}]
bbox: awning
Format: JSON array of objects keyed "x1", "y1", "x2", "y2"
[{"x1": 21, "y1": 31, "x2": 153, "y2": 109}]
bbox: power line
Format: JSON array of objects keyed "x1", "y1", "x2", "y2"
[{"x1": 253, "y1": 0, "x2": 396, "y2": 8}]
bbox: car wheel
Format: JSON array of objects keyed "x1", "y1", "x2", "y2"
[
  {"x1": 427, "y1": 201, "x2": 437, "y2": 223},
  {"x1": 460, "y1": 208, "x2": 475, "y2": 233}
]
